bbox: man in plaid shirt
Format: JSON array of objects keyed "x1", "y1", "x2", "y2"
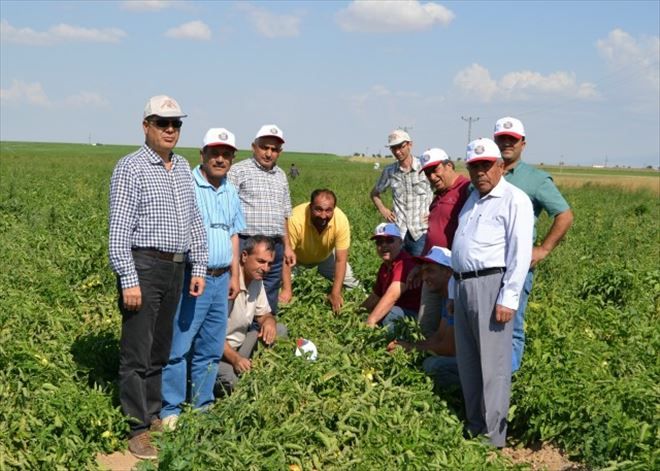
[
  {"x1": 228, "y1": 124, "x2": 296, "y2": 315},
  {"x1": 371, "y1": 129, "x2": 433, "y2": 256},
  {"x1": 109, "y1": 95, "x2": 207, "y2": 460}
]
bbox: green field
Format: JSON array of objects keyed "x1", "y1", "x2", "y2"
[{"x1": 1, "y1": 142, "x2": 658, "y2": 469}]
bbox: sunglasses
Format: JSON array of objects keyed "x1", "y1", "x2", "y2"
[
  {"x1": 389, "y1": 142, "x2": 408, "y2": 152},
  {"x1": 149, "y1": 118, "x2": 183, "y2": 129}
]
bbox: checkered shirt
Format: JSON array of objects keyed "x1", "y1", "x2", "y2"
[
  {"x1": 373, "y1": 156, "x2": 433, "y2": 240},
  {"x1": 109, "y1": 145, "x2": 208, "y2": 289},
  {"x1": 227, "y1": 157, "x2": 292, "y2": 238}
]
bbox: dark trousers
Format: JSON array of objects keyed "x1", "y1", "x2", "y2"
[
  {"x1": 117, "y1": 251, "x2": 185, "y2": 437},
  {"x1": 239, "y1": 236, "x2": 283, "y2": 315}
]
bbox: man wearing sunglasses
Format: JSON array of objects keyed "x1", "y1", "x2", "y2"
[
  {"x1": 109, "y1": 95, "x2": 208, "y2": 460},
  {"x1": 370, "y1": 129, "x2": 433, "y2": 256},
  {"x1": 228, "y1": 124, "x2": 295, "y2": 316},
  {"x1": 493, "y1": 117, "x2": 574, "y2": 373},
  {"x1": 361, "y1": 223, "x2": 421, "y2": 328},
  {"x1": 160, "y1": 128, "x2": 245, "y2": 431}
]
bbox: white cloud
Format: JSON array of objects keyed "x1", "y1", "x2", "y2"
[
  {"x1": 597, "y1": 28, "x2": 660, "y2": 90},
  {"x1": 453, "y1": 63, "x2": 599, "y2": 102},
  {"x1": 1, "y1": 80, "x2": 109, "y2": 108},
  {"x1": 120, "y1": 1, "x2": 187, "y2": 11},
  {"x1": 164, "y1": 21, "x2": 211, "y2": 40},
  {"x1": 236, "y1": 3, "x2": 301, "y2": 38},
  {"x1": 0, "y1": 80, "x2": 51, "y2": 106},
  {"x1": 336, "y1": 0, "x2": 454, "y2": 33},
  {"x1": 1, "y1": 19, "x2": 126, "y2": 45},
  {"x1": 350, "y1": 84, "x2": 442, "y2": 114}
]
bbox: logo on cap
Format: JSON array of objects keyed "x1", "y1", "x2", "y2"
[
  {"x1": 219, "y1": 132, "x2": 228, "y2": 140},
  {"x1": 270, "y1": 127, "x2": 279, "y2": 135},
  {"x1": 503, "y1": 121, "x2": 513, "y2": 129},
  {"x1": 162, "y1": 99, "x2": 177, "y2": 110},
  {"x1": 474, "y1": 145, "x2": 485, "y2": 155}
]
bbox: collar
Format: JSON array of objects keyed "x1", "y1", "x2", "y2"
[
  {"x1": 238, "y1": 265, "x2": 249, "y2": 293},
  {"x1": 193, "y1": 165, "x2": 227, "y2": 191},
  {"x1": 484, "y1": 178, "x2": 507, "y2": 198},
  {"x1": 504, "y1": 159, "x2": 523, "y2": 175},
  {"x1": 395, "y1": 156, "x2": 422, "y2": 172},
  {"x1": 251, "y1": 156, "x2": 278, "y2": 174},
  {"x1": 143, "y1": 144, "x2": 176, "y2": 166}
]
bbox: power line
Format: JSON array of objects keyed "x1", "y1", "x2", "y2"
[{"x1": 461, "y1": 116, "x2": 479, "y2": 144}]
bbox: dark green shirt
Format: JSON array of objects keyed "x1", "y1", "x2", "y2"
[{"x1": 504, "y1": 161, "x2": 570, "y2": 239}]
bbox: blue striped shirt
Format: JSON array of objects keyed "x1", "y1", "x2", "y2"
[
  {"x1": 109, "y1": 144, "x2": 208, "y2": 289},
  {"x1": 192, "y1": 166, "x2": 246, "y2": 268}
]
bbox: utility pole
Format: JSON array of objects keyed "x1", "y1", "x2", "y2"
[
  {"x1": 461, "y1": 116, "x2": 479, "y2": 144},
  {"x1": 398, "y1": 125, "x2": 413, "y2": 133}
]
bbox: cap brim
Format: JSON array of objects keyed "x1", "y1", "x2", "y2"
[
  {"x1": 256, "y1": 134, "x2": 285, "y2": 143},
  {"x1": 414, "y1": 255, "x2": 451, "y2": 268},
  {"x1": 419, "y1": 161, "x2": 441, "y2": 173},
  {"x1": 371, "y1": 234, "x2": 400, "y2": 240},
  {"x1": 494, "y1": 131, "x2": 523, "y2": 139},
  {"x1": 467, "y1": 156, "x2": 498, "y2": 164},
  {"x1": 204, "y1": 142, "x2": 237, "y2": 150}
]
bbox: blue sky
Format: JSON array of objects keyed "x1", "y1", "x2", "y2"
[{"x1": 1, "y1": 0, "x2": 658, "y2": 167}]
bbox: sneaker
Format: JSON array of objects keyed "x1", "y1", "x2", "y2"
[
  {"x1": 162, "y1": 414, "x2": 178, "y2": 431},
  {"x1": 150, "y1": 418, "x2": 162, "y2": 432},
  {"x1": 128, "y1": 431, "x2": 157, "y2": 460}
]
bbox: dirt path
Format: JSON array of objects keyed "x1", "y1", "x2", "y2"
[{"x1": 98, "y1": 442, "x2": 586, "y2": 471}]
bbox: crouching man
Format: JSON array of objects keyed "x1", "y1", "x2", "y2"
[
  {"x1": 216, "y1": 236, "x2": 287, "y2": 395},
  {"x1": 361, "y1": 223, "x2": 421, "y2": 328},
  {"x1": 387, "y1": 246, "x2": 458, "y2": 388}
]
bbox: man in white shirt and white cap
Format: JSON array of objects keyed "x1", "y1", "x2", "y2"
[{"x1": 450, "y1": 138, "x2": 534, "y2": 448}]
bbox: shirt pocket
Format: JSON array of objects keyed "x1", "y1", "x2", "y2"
[{"x1": 472, "y1": 217, "x2": 505, "y2": 246}]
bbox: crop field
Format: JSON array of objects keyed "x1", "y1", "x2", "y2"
[{"x1": 0, "y1": 141, "x2": 658, "y2": 470}]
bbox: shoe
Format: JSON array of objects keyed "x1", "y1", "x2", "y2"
[
  {"x1": 162, "y1": 415, "x2": 178, "y2": 431},
  {"x1": 128, "y1": 431, "x2": 157, "y2": 460},
  {"x1": 150, "y1": 418, "x2": 162, "y2": 432}
]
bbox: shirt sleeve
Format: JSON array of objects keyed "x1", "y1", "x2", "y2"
[
  {"x1": 535, "y1": 177, "x2": 570, "y2": 218},
  {"x1": 255, "y1": 283, "x2": 271, "y2": 317},
  {"x1": 288, "y1": 213, "x2": 301, "y2": 250},
  {"x1": 229, "y1": 185, "x2": 246, "y2": 236},
  {"x1": 374, "y1": 166, "x2": 392, "y2": 194},
  {"x1": 497, "y1": 192, "x2": 534, "y2": 310},
  {"x1": 188, "y1": 186, "x2": 208, "y2": 279},
  {"x1": 108, "y1": 159, "x2": 140, "y2": 289},
  {"x1": 391, "y1": 258, "x2": 407, "y2": 283}
]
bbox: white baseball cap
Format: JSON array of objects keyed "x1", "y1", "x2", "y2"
[
  {"x1": 465, "y1": 138, "x2": 501, "y2": 164},
  {"x1": 255, "y1": 124, "x2": 285, "y2": 143},
  {"x1": 386, "y1": 129, "x2": 411, "y2": 148},
  {"x1": 371, "y1": 222, "x2": 402, "y2": 240},
  {"x1": 202, "y1": 128, "x2": 237, "y2": 150},
  {"x1": 415, "y1": 246, "x2": 452, "y2": 269},
  {"x1": 419, "y1": 148, "x2": 450, "y2": 173},
  {"x1": 143, "y1": 95, "x2": 187, "y2": 119},
  {"x1": 494, "y1": 117, "x2": 525, "y2": 139}
]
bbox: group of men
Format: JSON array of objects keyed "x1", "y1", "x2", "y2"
[
  {"x1": 369, "y1": 122, "x2": 572, "y2": 448},
  {"x1": 108, "y1": 94, "x2": 573, "y2": 459}
]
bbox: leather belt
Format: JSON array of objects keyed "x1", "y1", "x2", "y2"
[
  {"x1": 207, "y1": 266, "x2": 230, "y2": 277},
  {"x1": 453, "y1": 267, "x2": 505, "y2": 281},
  {"x1": 133, "y1": 248, "x2": 185, "y2": 263}
]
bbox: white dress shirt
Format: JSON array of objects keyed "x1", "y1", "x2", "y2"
[{"x1": 451, "y1": 178, "x2": 533, "y2": 310}]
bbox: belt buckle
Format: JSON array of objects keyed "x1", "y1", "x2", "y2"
[{"x1": 172, "y1": 253, "x2": 185, "y2": 263}]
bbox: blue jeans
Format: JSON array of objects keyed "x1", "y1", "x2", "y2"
[
  {"x1": 382, "y1": 306, "x2": 417, "y2": 330},
  {"x1": 423, "y1": 355, "x2": 459, "y2": 387},
  {"x1": 512, "y1": 270, "x2": 534, "y2": 373},
  {"x1": 240, "y1": 236, "x2": 283, "y2": 315},
  {"x1": 161, "y1": 269, "x2": 229, "y2": 417},
  {"x1": 403, "y1": 231, "x2": 426, "y2": 257}
]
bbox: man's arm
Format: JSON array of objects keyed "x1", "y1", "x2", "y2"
[
  {"x1": 222, "y1": 340, "x2": 251, "y2": 373},
  {"x1": 366, "y1": 281, "x2": 403, "y2": 327},
  {"x1": 327, "y1": 249, "x2": 348, "y2": 313},
  {"x1": 228, "y1": 234, "x2": 240, "y2": 300},
  {"x1": 188, "y1": 190, "x2": 208, "y2": 297},
  {"x1": 387, "y1": 318, "x2": 455, "y2": 356},
  {"x1": 282, "y1": 219, "x2": 297, "y2": 268},
  {"x1": 256, "y1": 314, "x2": 278, "y2": 345},
  {"x1": 531, "y1": 209, "x2": 573, "y2": 267},
  {"x1": 371, "y1": 168, "x2": 396, "y2": 222}
]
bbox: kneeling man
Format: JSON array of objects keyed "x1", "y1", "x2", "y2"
[
  {"x1": 216, "y1": 236, "x2": 287, "y2": 395},
  {"x1": 362, "y1": 223, "x2": 421, "y2": 328}
]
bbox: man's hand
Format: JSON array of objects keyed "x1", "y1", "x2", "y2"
[
  {"x1": 386, "y1": 339, "x2": 413, "y2": 352},
  {"x1": 379, "y1": 207, "x2": 396, "y2": 223},
  {"x1": 327, "y1": 291, "x2": 344, "y2": 314},
  {"x1": 495, "y1": 304, "x2": 515, "y2": 323},
  {"x1": 122, "y1": 286, "x2": 142, "y2": 311},
  {"x1": 406, "y1": 265, "x2": 423, "y2": 290},
  {"x1": 189, "y1": 276, "x2": 205, "y2": 297},
  {"x1": 228, "y1": 274, "x2": 240, "y2": 300},
  {"x1": 531, "y1": 246, "x2": 551, "y2": 268},
  {"x1": 279, "y1": 288, "x2": 293, "y2": 304},
  {"x1": 284, "y1": 246, "x2": 297, "y2": 268},
  {"x1": 259, "y1": 317, "x2": 277, "y2": 345},
  {"x1": 232, "y1": 356, "x2": 252, "y2": 374},
  {"x1": 365, "y1": 318, "x2": 378, "y2": 328}
]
